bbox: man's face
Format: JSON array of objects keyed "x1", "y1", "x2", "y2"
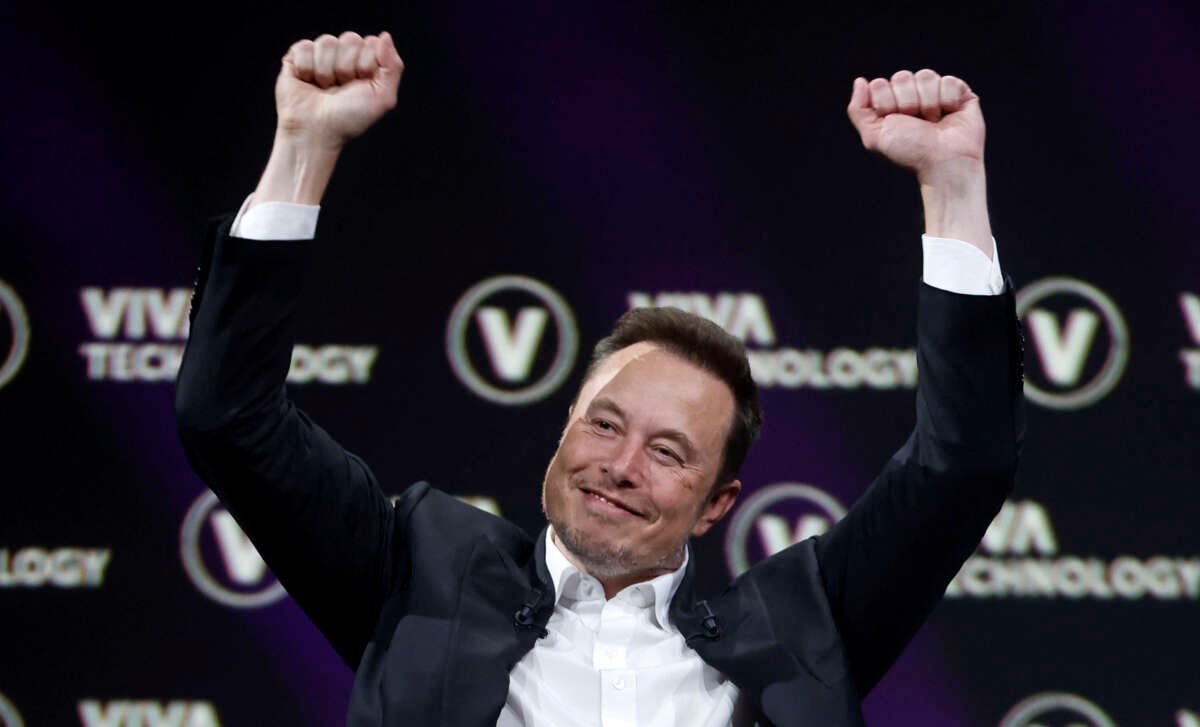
[{"x1": 542, "y1": 342, "x2": 742, "y2": 582}]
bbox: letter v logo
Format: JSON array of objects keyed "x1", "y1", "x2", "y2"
[
  {"x1": 1016, "y1": 277, "x2": 1129, "y2": 410},
  {"x1": 180, "y1": 491, "x2": 286, "y2": 609},
  {"x1": 1025, "y1": 308, "x2": 1099, "y2": 386},
  {"x1": 755, "y1": 513, "x2": 833, "y2": 556},
  {"x1": 474, "y1": 307, "x2": 549, "y2": 382},
  {"x1": 724, "y1": 483, "x2": 847, "y2": 577},
  {"x1": 447, "y1": 276, "x2": 578, "y2": 406}
]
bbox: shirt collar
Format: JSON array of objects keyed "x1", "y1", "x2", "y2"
[{"x1": 543, "y1": 526, "x2": 688, "y2": 631}]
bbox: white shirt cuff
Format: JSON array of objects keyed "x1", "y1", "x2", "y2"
[
  {"x1": 229, "y1": 194, "x2": 320, "y2": 240},
  {"x1": 921, "y1": 235, "x2": 1005, "y2": 296}
]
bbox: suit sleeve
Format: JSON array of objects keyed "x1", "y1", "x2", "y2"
[
  {"x1": 174, "y1": 215, "x2": 406, "y2": 667},
  {"x1": 813, "y1": 280, "x2": 1025, "y2": 696}
]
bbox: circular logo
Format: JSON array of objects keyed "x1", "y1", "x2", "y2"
[
  {"x1": 724, "y1": 482, "x2": 847, "y2": 577},
  {"x1": 1015, "y1": 277, "x2": 1128, "y2": 410},
  {"x1": 445, "y1": 275, "x2": 578, "y2": 405},
  {"x1": 180, "y1": 491, "x2": 287, "y2": 609},
  {"x1": 999, "y1": 691, "x2": 1117, "y2": 727},
  {"x1": 0, "y1": 279, "x2": 31, "y2": 390},
  {"x1": 0, "y1": 692, "x2": 24, "y2": 727}
]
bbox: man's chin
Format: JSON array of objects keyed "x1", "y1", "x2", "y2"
[{"x1": 550, "y1": 518, "x2": 635, "y2": 578}]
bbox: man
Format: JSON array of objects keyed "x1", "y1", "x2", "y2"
[{"x1": 175, "y1": 30, "x2": 1023, "y2": 726}]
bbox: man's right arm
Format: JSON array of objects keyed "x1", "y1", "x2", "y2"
[{"x1": 174, "y1": 31, "x2": 406, "y2": 667}]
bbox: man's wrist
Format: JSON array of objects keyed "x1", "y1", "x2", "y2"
[
  {"x1": 250, "y1": 135, "x2": 342, "y2": 208},
  {"x1": 919, "y1": 159, "x2": 993, "y2": 259}
]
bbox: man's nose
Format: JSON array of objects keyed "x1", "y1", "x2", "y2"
[{"x1": 600, "y1": 437, "x2": 646, "y2": 487}]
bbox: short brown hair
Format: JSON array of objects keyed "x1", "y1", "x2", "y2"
[{"x1": 583, "y1": 306, "x2": 762, "y2": 487}]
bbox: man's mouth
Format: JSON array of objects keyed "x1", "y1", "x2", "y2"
[{"x1": 580, "y1": 488, "x2": 644, "y2": 518}]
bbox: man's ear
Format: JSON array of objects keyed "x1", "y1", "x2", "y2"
[{"x1": 691, "y1": 479, "x2": 741, "y2": 537}]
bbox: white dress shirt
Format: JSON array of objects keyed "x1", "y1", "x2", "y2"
[
  {"x1": 229, "y1": 195, "x2": 1006, "y2": 726},
  {"x1": 497, "y1": 529, "x2": 748, "y2": 727}
]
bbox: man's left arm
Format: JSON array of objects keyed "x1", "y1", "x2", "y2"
[{"x1": 813, "y1": 70, "x2": 1025, "y2": 695}]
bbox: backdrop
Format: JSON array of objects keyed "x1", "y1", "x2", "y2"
[{"x1": 2, "y1": 2, "x2": 1197, "y2": 725}]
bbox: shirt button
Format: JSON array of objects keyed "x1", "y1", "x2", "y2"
[{"x1": 612, "y1": 677, "x2": 625, "y2": 690}]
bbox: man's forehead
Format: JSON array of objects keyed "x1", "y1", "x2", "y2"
[{"x1": 572, "y1": 341, "x2": 663, "y2": 418}]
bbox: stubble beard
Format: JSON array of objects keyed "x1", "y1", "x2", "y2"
[{"x1": 545, "y1": 472, "x2": 687, "y2": 581}]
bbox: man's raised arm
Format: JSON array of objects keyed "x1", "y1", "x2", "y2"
[
  {"x1": 174, "y1": 32, "x2": 406, "y2": 667},
  {"x1": 813, "y1": 70, "x2": 1024, "y2": 694}
]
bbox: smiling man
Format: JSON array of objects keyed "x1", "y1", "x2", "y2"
[
  {"x1": 175, "y1": 30, "x2": 1023, "y2": 727},
  {"x1": 544, "y1": 324, "x2": 752, "y2": 595}
]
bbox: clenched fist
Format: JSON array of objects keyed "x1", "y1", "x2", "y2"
[
  {"x1": 846, "y1": 69, "x2": 984, "y2": 181},
  {"x1": 275, "y1": 31, "x2": 405, "y2": 150},
  {"x1": 846, "y1": 69, "x2": 993, "y2": 256}
]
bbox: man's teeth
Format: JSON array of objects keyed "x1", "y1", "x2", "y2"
[{"x1": 591, "y1": 492, "x2": 625, "y2": 511}]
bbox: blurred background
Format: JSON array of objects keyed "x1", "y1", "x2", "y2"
[{"x1": 1, "y1": 1, "x2": 1197, "y2": 724}]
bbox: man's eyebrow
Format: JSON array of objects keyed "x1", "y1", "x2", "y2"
[{"x1": 589, "y1": 396, "x2": 625, "y2": 418}]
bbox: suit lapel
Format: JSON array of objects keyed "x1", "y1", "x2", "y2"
[{"x1": 441, "y1": 531, "x2": 553, "y2": 725}]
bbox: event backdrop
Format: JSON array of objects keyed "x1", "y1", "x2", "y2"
[{"x1": 2, "y1": 1, "x2": 1197, "y2": 725}]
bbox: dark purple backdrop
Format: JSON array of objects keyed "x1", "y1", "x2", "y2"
[{"x1": 2, "y1": 2, "x2": 1197, "y2": 725}]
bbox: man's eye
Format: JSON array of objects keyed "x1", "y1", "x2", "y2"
[
  {"x1": 655, "y1": 446, "x2": 682, "y2": 464},
  {"x1": 593, "y1": 419, "x2": 615, "y2": 431}
]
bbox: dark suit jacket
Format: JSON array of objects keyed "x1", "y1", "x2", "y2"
[{"x1": 175, "y1": 216, "x2": 1024, "y2": 726}]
